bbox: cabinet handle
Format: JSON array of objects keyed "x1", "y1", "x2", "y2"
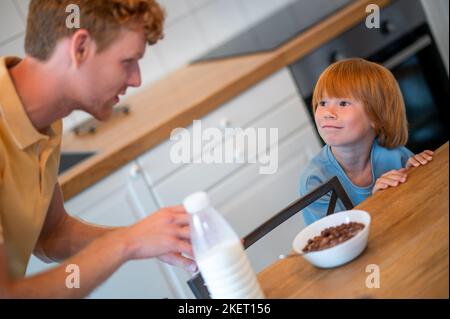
[
  {"x1": 220, "y1": 118, "x2": 231, "y2": 129},
  {"x1": 130, "y1": 164, "x2": 142, "y2": 178}
]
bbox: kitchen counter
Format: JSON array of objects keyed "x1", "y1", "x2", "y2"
[
  {"x1": 59, "y1": 0, "x2": 390, "y2": 200},
  {"x1": 257, "y1": 142, "x2": 449, "y2": 298}
]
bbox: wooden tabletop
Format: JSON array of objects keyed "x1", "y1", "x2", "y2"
[
  {"x1": 258, "y1": 142, "x2": 449, "y2": 299},
  {"x1": 59, "y1": 0, "x2": 390, "y2": 200}
]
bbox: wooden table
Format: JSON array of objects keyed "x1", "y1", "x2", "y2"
[{"x1": 258, "y1": 142, "x2": 449, "y2": 298}]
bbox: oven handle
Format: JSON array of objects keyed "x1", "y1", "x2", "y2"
[{"x1": 382, "y1": 35, "x2": 432, "y2": 69}]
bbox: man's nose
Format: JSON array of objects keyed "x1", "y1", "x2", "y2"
[{"x1": 127, "y1": 66, "x2": 142, "y2": 88}]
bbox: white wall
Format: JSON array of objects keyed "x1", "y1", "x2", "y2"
[
  {"x1": 0, "y1": 0, "x2": 293, "y2": 134},
  {"x1": 420, "y1": 0, "x2": 449, "y2": 75}
]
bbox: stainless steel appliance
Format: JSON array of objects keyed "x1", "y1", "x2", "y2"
[
  {"x1": 195, "y1": 0, "x2": 352, "y2": 62},
  {"x1": 289, "y1": 0, "x2": 449, "y2": 153}
]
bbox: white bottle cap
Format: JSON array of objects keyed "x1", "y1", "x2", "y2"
[{"x1": 183, "y1": 191, "x2": 210, "y2": 214}]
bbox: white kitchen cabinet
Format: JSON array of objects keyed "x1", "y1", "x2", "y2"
[
  {"x1": 137, "y1": 67, "x2": 299, "y2": 187},
  {"x1": 152, "y1": 92, "x2": 310, "y2": 207},
  {"x1": 145, "y1": 67, "x2": 314, "y2": 209},
  {"x1": 26, "y1": 162, "x2": 186, "y2": 299}
]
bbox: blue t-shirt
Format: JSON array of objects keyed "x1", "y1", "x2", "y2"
[{"x1": 299, "y1": 139, "x2": 414, "y2": 225}]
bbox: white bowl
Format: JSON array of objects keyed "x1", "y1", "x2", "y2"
[{"x1": 292, "y1": 210, "x2": 371, "y2": 268}]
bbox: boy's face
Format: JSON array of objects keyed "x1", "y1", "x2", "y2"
[
  {"x1": 70, "y1": 27, "x2": 147, "y2": 120},
  {"x1": 314, "y1": 96, "x2": 375, "y2": 147}
]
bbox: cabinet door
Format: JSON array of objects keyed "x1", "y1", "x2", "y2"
[
  {"x1": 136, "y1": 68, "x2": 299, "y2": 187},
  {"x1": 208, "y1": 126, "x2": 322, "y2": 273},
  {"x1": 151, "y1": 84, "x2": 310, "y2": 208},
  {"x1": 26, "y1": 162, "x2": 182, "y2": 299}
]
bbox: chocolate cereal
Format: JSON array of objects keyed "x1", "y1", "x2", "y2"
[{"x1": 302, "y1": 222, "x2": 365, "y2": 253}]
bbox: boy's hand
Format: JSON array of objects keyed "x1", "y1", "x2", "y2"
[
  {"x1": 372, "y1": 168, "x2": 408, "y2": 194},
  {"x1": 406, "y1": 150, "x2": 434, "y2": 169}
]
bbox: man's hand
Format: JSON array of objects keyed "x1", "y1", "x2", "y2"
[
  {"x1": 406, "y1": 150, "x2": 434, "y2": 169},
  {"x1": 372, "y1": 168, "x2": 408, "y2": 194},
  {"x1": 122, "y1": 206, "x2": 197, "y2": 274}
]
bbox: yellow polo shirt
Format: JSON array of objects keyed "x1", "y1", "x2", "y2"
[{"x1": 0, "y1": 56, "x2": 62, "y2": 278}]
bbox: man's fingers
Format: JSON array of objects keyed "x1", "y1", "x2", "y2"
[
  {"x1": 164, "y1": 205, "x2": 195, "y2": 226},
  {"x1": 159, "y1": 253, "x2": 198, "y2": 274},
  {"x1": 171, "y1": 213, "x2": 191, "y2": 225},
  {"x1": 162, "y1": 209, "x2": 190, "y2": 226},
  {"x1": 175, "y1": 239, "x2": 193, "y2": 257},
  {"x1": 177, "y1": 225, "x2": 191, "y2": 240},
  {"x1": 169, "y1": 205, "x2": 187, "y2": 214}
]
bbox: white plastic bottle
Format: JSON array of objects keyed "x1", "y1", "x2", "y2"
[{"x1": 183, "y1": 191, "x2": 265, "y2": 299}]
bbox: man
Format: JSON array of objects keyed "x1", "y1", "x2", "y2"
[{"x1": 0, "y1": 0, "x2": 196, "y2": 298}]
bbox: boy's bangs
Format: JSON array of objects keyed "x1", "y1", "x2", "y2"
[{"x1": 314, "y1": 69, "x2": 364, "y2": 103}]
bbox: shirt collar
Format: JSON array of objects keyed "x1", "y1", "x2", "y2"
[
  {"x1": 0, "y1": 56, "x2": 56, "y2": 150},
  {"x1": 325, "y1": 139, "x2": 377, "y2": 191}
]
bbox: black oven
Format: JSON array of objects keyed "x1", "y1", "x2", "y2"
[{"x1": 289, "y1": 0, "x2": 449, "y2": 153}]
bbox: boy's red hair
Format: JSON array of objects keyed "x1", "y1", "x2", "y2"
[{"x1": 312, "y1": 58, "x2": 408, "y2": 148}]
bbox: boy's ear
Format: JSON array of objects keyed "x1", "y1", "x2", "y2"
[{"x1": 70, "y1": 29, "x2": 95, "y2": 68}]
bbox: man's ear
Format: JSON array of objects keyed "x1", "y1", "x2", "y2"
[{"x1": 70, "y1": 29, "x2": 95, "y2": 68}]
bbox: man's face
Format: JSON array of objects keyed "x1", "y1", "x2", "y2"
[{"x1": 72, "y1": 27, "x2": 146, "y2": 120}]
